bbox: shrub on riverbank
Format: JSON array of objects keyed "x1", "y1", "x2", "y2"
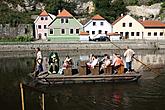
[{"x1": 0, "y1": 35, "x2": 33, "y2": 42}]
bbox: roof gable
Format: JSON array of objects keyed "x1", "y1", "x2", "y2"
[
  {"x1": 57, "y1": 9, "x2": 73, "y2": 17},
  {"x1": 112, "y1": 16, "x2": 125, "y2": 25},
  {"x1": 39, "y1": 10, "x2": 49, "y2": 16},
  {"x1": 92, "y1": 14, "x2": 105, "y2": 20}
]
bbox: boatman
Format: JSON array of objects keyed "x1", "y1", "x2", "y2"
[
  {"x1": 35, "y1": 47, "x2": 43, "y2": 74},
  {"x1": 124, "y1": 46, "x2": 135, "y2": 72}
]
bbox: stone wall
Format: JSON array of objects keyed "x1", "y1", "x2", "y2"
[{"x1": 0, "y1": 24, "x2": 33, "y2": 37}]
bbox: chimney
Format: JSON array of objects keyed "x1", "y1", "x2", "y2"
[
  {"x1": 58, "y1": 10, "x2": 61, "y2": 14},
  {"x1": 143, "y1": 17, "x2": 145, "y2": 21},
  {"x1": 121, "y1": 13, "x2": 124, "y2": 17}
]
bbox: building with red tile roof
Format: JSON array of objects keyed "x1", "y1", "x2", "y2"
[
  {"x1": 112, "y1": 14, "x2": 165, "y2": 40},
  {"x1": 34, "y1": 10, "x2": 56, "y2": 40},
  {"x1": 48, "y1": 9, "x2": 83, "y2": 41},
  {"x1": 83, "y1": 14, "x2": 112, "y2": 39}
]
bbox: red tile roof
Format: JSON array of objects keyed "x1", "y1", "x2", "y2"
[
  {"x1": 92, "y1": 14, "x2": 105, "y2": 20},
  {"x1": 139, "y1": 20, "x2": 165, "y2": 27},
  {"x1": 57, "y1": 9, "x2": 73, "y2": 17},
  {"x1": 112, "y1": 16, "x2": 125, "y2": 25},
  {"x1": 107, "y1": 32, "x2": 120, "y2": 36},
  {"x1": 39, "y1": 10, "x2": 49, "y2": 16},
  {"x1": 79, "y1": 31, "x2": 89, "y2": 35}
]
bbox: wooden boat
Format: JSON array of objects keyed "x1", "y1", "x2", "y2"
[
  {"x1": 30, "y1": 71, "x2": 142, "y2": 85},
  {"x1": 30, "y1": 61, "x2": 142, "y2": 85}
]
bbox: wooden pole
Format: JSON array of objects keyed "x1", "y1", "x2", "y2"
[
  {"x1": 41, "y1": 93, "x2": 45, "y2": 110},
  {"x1": 20, "y1": 83, "x2": 25, "y2": 110}
]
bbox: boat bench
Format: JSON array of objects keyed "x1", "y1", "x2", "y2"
[
  {"x1": 117, "y1": 65, "x2": 124, "y2": 74},
  {"x1": 90, "y1": 64, "x2": 99, "y2": 75},
  {"x1": 64, "y1": 66, "x2": 72, "y2": 76},
  {"x1": 103, "y1": 65, "x2": 112, "y2": 75},
  {"x1": 78, "y1": 61, "x2": 88, "y2": 75}
]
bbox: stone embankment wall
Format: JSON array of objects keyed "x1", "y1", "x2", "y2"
[
  {"x1": 0, "y1": 24, "x2": 33, "y2": 37},
  {"x1": 0, "y1": 40, "x2": 163, "y2": 52}
]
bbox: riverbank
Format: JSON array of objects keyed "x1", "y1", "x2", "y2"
[{"x1": 0, "y1": 39, "x2": 164, "y2": 52}]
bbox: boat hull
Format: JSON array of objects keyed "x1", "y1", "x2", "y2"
[{"x1": 31, "y1": 72, "x2": 142, "y2": 85}]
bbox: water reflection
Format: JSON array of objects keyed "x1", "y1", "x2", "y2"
[{"x1": 0, "y1": 50, "x2": 165, "y2": 110}]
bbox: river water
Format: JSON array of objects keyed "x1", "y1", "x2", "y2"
[{"x1": 0, "y1": 49, "x2": 165, "y2": 110}]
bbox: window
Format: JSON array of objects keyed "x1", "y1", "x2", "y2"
[
  {"x1": 44, "y1": 25, "x2": 46, "y2": 29},
  {"x1": 61, "y1": 29, "x2": 65, "y2": 34},
  {"x1": 129, "y1": 23, "x2": 132, "y2": 27},
  {"x1": 136, "y1": 32, "x2": 140, "y2": 36},
  {"x1": 93, "y1": 22, "x2": 96, "y2": 26},
  {"x1": 92, "y1": 31, "x2": 95, "y2": 35},
  {"x1": 154, "y1": 32, "x2": 157, "y2": 36},
  {"x1": 148, "y1": 32, "x2": 151, "y2": 36},
  {"x1": 131, "y1": 32, "x2": 134, "y2": 36},
  {"x1": 76, "y1": 29, "x2": 79, "y2": 34},
  {"x1": 86, "y1": 31, "x2": 89, "y2": 34},
  {"x1": 38, "y1": 25, "x2": 41, "y2": 29},
  {"x1": 70, "y1": 29, "x2": 73, "y2": 34},
  {"x1": 45, "y1": 17, "x2": 48, "y2": 20},
  {"x1": 100, "y1": 22, "x2": 104, "y2": 26},
  {"x1": 50, "y1": 29, "x2": 53, "y2": 34},
  {"x1": 120, "y1": 32, "x2": 123, "y2": 36},
  {"x1": 105, "y1": 31, "x2": 108, "y2": 34},
  {"x1": 65, "y1": 18, "x2": 68, "y2": 23},
  {"x1": 61, "y1": 18, "x2": 64, "y2": 23},
  {"x1": 122, "y1": 23, "x2": 126, "y2": 27},
  {"x1": 44, "y1": 33, "x2": 47, "y2": 36},
  {"x1": 98, "y1": 30, "x2": 102, "y2": 34},
  {"x1": 160, "y1": 32, "x2": 163, "y2": 36},
  {"x1": 41, "y1": 17, "x2": 44, "y2": 20}
]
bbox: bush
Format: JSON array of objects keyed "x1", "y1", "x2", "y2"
[{"x1": 16, "y1": 35, "x2": 33, "y2": 42}]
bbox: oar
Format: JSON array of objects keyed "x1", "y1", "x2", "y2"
[{"x1": 109, "y1": 41, "x2": 160, "y2": 75}]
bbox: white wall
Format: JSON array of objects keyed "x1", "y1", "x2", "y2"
[
  {"x1": 84, "y1": 20, "x2": 112, "y2": 39},
  {"x1": 113, "y1": 15, "x2": 144, "y2": 39},
  {"x1": 35, "y1": 15, "x2": 55, "y2": 40}
]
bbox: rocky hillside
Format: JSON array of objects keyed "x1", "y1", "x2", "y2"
[{"x1": 0, "y1": 0, "x2": 165, "y2": 25}]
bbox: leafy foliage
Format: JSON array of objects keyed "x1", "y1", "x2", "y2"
[{"x1": 93, "y1": 0, "x2": 127, "y2": 22}]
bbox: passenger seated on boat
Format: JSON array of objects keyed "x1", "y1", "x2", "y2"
[
  {"x1": 111, "y1": 53, "x2": 124, "y2": 74},
  {"x1": 48, "y1": 52, "x2": 59, "y2": 74},
  {"x1": 58, "y1": 55, "x2": 73, "y2": 75},
  {"x1": 63, "y1": 55, "x2": 73, "y2": 69},
  {"x1": 99, "y1": 54, "x2": 112, "y2": 74},
  {"x1": 86, "y1": 55, "x2": 99, "y2": 74},
  {"x1": 87, "y1": 55, "x2": 99, "y2": 68}
]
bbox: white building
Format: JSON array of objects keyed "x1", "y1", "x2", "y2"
[
  {"x1": 112, "y1": 14, "x2": 165, "y2": 40},
  {"x1": 83, "y1": 14, "x2": 112, "y2": 39},
  {"x1": 34, "y1": 10, "x2": 56, "y2": 40}
]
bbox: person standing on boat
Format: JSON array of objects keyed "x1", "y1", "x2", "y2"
[
  {"x1": 35, "y1": 47, "x2": 43, "y2": 74},
  {"x1": 124, "y1": 46, "x2": 135, "y2": 72}
]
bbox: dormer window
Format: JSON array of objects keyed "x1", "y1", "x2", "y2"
[{"x1": 45, "y1": 17, "x2": 48, "y2": 20}]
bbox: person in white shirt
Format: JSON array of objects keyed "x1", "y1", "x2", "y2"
[
  {"x1": 87, "y1": 55, "x2": 99, "y2": 69},
  {"x1": 124, "y1": 46, "x2": 135, "y2": 72},
  {"x1": 35, "y1": 47, "x2": 43, "y2": 74}
]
